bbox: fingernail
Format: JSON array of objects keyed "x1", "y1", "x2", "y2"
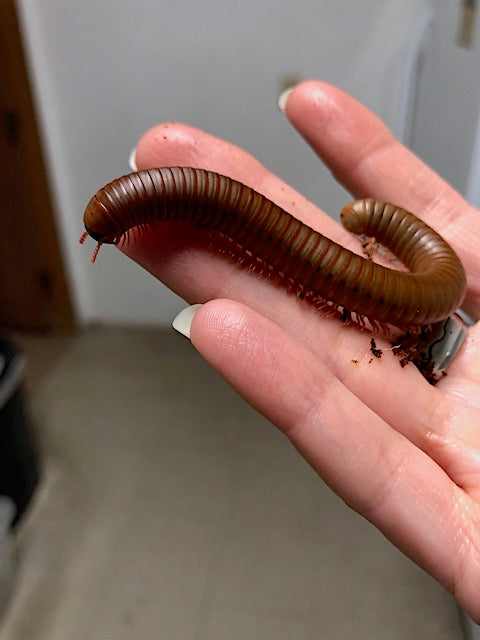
[
  {"x1": 128, "y1": 146, "x2": 138, "y2": 171},
  {"x1": 172, "y1": 304, "x2": 203, "y2": 339},
  {"x1": 278, "y1": 87, "x2": 294, "y2": 112}
]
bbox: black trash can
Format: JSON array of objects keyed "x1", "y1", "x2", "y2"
[{"x1": 0, "y1": 338, "x2": 41, "y2": 528}]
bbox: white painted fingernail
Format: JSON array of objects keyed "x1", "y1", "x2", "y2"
[
  {"x1": 172, "y1": 304, "x2": 203, "y2": 339},
  {"x1": 128, "y1": 146, "x2": 138, "y2": 171},
  {"x1": 278, "y1": 87, "x2": 294, "y2": 112}
]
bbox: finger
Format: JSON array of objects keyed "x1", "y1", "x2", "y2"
[
  {"x1": 283, "y1": 81, "x2": 470, "y2": 232},
  {"x1": 189, "y1": 298, "x2": 479, "y2": 617},
  {"x1": 121, "y1": 121, "x2": 356, "y2": 313},
  {"x1": 133, "y1": 121, "x2": 353, "y2": 242},
  {"x1": 283, "y1": 81, "x2": 480, "y2": 315}
]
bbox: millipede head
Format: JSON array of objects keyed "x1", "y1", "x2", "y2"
[{"x1": 83, "y1": 194, "x2": 118, "y2": 244}]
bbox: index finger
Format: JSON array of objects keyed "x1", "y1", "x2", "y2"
[{"x1": 283, "y1": 81, "x2": 480, "y2": 316}]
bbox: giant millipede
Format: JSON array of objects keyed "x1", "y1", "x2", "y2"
[{"x1": 82, "y1": 166, "x2": 466, "y2": 331}]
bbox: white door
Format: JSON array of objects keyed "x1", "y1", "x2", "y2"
[{"x1": 410, "y1": 0, "x2": 480, "y2": 205}]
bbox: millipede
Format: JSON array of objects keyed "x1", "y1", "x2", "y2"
[{"x1": 82, "y1": 166, "x2": 466, "y2": 332}]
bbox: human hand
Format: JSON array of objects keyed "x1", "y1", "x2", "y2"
[{"x1": 122, "y1": 81, "x2": 480, "y2": 620}]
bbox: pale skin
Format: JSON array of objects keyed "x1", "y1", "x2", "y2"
[{"x1": 120, "y1": 81, "x2": 480, "y2": 620}]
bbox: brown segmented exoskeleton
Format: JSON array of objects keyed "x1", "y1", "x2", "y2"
[{"x1": 82, "y1": 166, "x2": 466, "y2": 331}]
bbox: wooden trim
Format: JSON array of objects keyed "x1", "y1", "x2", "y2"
[{"x1": 0, "y1": 1, "x2": 75, "y2": 332}]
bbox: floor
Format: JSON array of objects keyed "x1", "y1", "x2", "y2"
[{"x1": 0, "y1": 326, "x2": 466, "y2": 639}]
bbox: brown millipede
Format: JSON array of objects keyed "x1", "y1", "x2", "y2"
[{"x1": 82, "y1": 166, "x2": 466, "y2": 330}]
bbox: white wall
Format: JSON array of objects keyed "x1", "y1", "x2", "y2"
[
  {"x1": 411, "y1": 0, "x2": 480, "y2": 199},
  {"x1": 17, "y1": 0, "x2": 432, "y2": 326}
]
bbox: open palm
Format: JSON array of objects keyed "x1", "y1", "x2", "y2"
[{"x1": 120, "y1": 81, "x2": 480, "y2": 620}]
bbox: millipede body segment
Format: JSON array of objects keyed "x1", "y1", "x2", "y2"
[{"x1": 83, "y1": 167, "x2": 466, "y2": 329}]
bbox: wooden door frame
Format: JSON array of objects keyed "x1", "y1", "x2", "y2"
[{"x1": 0, "y1": 0, "x2": 75, "y2": 332}]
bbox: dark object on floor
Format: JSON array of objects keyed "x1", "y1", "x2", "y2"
[{"x1": 0, "y1": 338, "x2": 41, "y2": 527}]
